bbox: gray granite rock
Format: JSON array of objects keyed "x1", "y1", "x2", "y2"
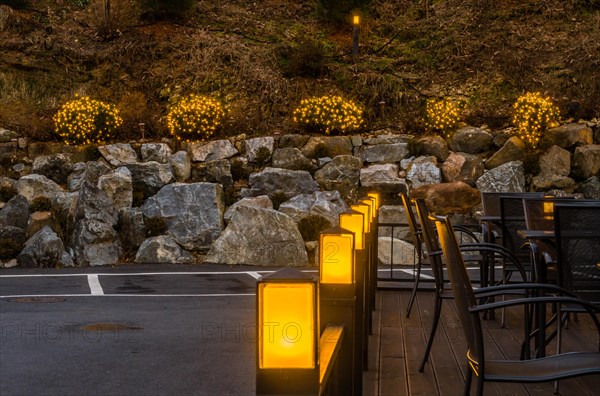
[
  {"x1": 16, "y1": 174, "x2": 64, "y2": 204},
  {"x1": 169, "y1": 151, "x2": 191, "y2": 182},
  {"x1": 442, "y1": 152, "x2": 485, "y2": 186},
  {"x1": 572, "y1": 144, "x2": 600, "y2": 179},
  {"x1": 0, "y1": 194, "x2": 29, "y2": 229},
  {"x1": 246, "y1": 167, "x2": 319, "y2": 200},
  {"x1": 244, "y1": 136, "x2": 275, "y2": 163},
  {"x1": 544, "y1": 123, "x2": 593, "y2": 149},
  {"x1": 17, "y1": 226, "x2": 70, "y2": 268},
  {"x1": 356, "y1": 143, "x2": 409, "y2": 163},
  {"x1": 279, "y1": 190, "x2": 348, "y2": 227},
  {"x1": 124, "y1": 161, "x2": 174, "y2": 201},
  {"x1": 135, "y1": 235, "x2": 194, "y2": 264},
  {"x1": 224, "y1": 195, "x2": 273, "y2": 223},
  {"x1": 141, "y1": 182, "x2": 224, "y2": 251},
  {"x1": 314, "y1": 155, "x2": 361, "y2": 202},
  {"x1": 406, "y1": 156, "x2": 442, "y2": 188},
  {"x1": 301, "y1": 136, "x2": 353, "y2": 159},
  {"x1": 475, "y1": 161, "x2": 526, "y2": 193},
  {"x1": 449, "y1": 127, "x2": 493, "y2": 154},
  {"x1": 272, "y1": 148, "x2": 317, "y2": 171},
  {"x1": 32, "y1": 153, "x2": 74, "y2": 185},
  {"x1": 485, "y1": 136, "x2": 525, "y2": 169},
  {"x1": 67, "y1": 160, "x2": 111, "y2": 192},
  {"x1": 539, "y1": 145, "x2": 571, "y2": 177},
  {"x1": 205, "y1": 206, "x2": 308, "y2": 266},
  {"x1": 141, "y1": 143, "x2": 172, "y2": 163},
  {"x1": 417, "y1": 135, "x2": 449, "y2": 162},
  {"x1": 189, "y1": 140, "x2": 238, "y2": 162},
  {"x1": 98, "y1": 166, "x2": 133, "y2": 211},
  {"x1": 98, "y1": 143, "x2": 139, "y2": 166},
  {"x1": 0, "y1": 225, "x2": 27, "y2": 259}
]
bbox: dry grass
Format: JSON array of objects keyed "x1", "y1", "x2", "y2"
[{"x1": 0, "y1": 0, "x2": 599, "y2": 140}]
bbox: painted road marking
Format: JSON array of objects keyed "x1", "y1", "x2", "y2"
[
  {"x1": 246, "y1": 272, "x2": 262, "y2": 280},
  {"x1": 87, "y1": 274, "x2": 104, "y2": 295}
]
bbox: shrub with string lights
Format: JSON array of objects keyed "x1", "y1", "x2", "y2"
[
  {"x1": 53, "y1": 95, "x2": 122, "y2": 145},
  {"x1": 166, "y1": 94, "x2": 225, "y2": 142},
  {"x1": 292, "y1": 95, "x2": 364, "y2": 134},
  {"x1": 424, "y1": 98, "x2": 462, "y2": 138},
  {"x1": 511, "y1": 92, "x2": 559, "y2": 149}
]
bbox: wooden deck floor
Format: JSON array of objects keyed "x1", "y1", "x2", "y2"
[{"x1": 363, "y1": 289, "x2": 600, "y2": 396}]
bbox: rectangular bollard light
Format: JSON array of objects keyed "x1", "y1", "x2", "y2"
[
  {"x1": 256, "y1": 268, "x2": 319, "y2": 395},
  {"x1": 319, "y1": 226, "x2": 361, "y2": 395}
]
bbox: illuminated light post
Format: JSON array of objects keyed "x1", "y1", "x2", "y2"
[
  {"x1": 352, "y1": 14, "x2": 360, "y2": 60},
  {"x1": 256, "y1": 268, "x2": 319, "y2": 394},
  {"x1": 319, "y1": 226, "x2": 361, "y2": 395}
]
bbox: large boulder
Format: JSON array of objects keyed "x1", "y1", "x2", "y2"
[
  {"x1": 572, "y1": 144, "x2": 600, "y2": 179},
  {"x1": 484, "y1": 137, "x2": 526, "y2": 169},
  {"x1": 416, "y1": 135, "x2": 449, "y2": 162},
  {"x1": 544, "y1": 124, "x2": 593, "y2": 149},
  {"x1": 363, "y1": 134, "x2": 412, "y2": 145},
  {"x1": 442, "y1": 152, "x2": 485, "y2": 186},
  {"x1": 475, "y1": 161, "x2": 526, "y2": 193},
  {"x1": 360, "y1": 164, "x2": 408, "y2": 193},
  {"x1": 449, "y1": 127, "x2": 493, "y2": 154},
  {"x1": 67, "y1": 160, "x2": 111, "y2": 192},
  {"x1": 15, "y1": 174, "x2": 64, "y2": 204},
  {"x1": 224, "y1": 195, "x2": 273, "y2": 223},
  {"x1": 301, "y1": 136, "x2": 353, "y2": 159},
  {"x1": 246, "y1": 167, "x2": 319, "y2": 200},
  {"x1": 378, "y1": 237, "x2": 416, "y2": 265},
  {"x1": 32, "y1": 153, "x2": 74, "y2": 185},
  {"x1": 124, "y1": 161, "x2": 174, "y2": 202},
  {"x1": 98, "y1": 143, "x2": 139, "y2": 166},
  {"x1": 532, "y1": 175, "x2": 576, "y2": 191},
  {"x1": 97, "y1": 166, "x2": 133, "y2": 211},
  {"x1": 0, "y1": 194, "x2": 29, "y2": 229},
  {"x1": 169, "y1": 151, "x2": 191, "y2": 182},
  {"x1": 244, "y1": 136, "x2": 275, "y2": 162},
  {"x1": 576, "y1": 176, "x2": 600, "y2": 199},
  {"x1": 141, "y1": 183, "x2": 224, "y2": 251},
  {"x1": 539, "y1": 145, "x2": 571, "y2": 177},
  {"x1": 135, "y1": 235, "x2": 194, "y2": 264},
  {"x1": 279, "y1": 190, "x2": 348, "y2": 227},
  {"x1": 206, "y1": 206, "x2": 308, "y2": 266},
  {"x1": 314, "y1": 155, "x2": 361, "y2": 202},
  {"x1": 411, "y1": 181, "x2": 481, "y2": 215},
  {"x1": 191, "y1": 159, "x2": 233, "y2": 188},
  {"x1": 189, "y1": 140, "x2": 238, "y2": 162},
  {"x1": 373, "y1": 205, "x2": 411, "y2": 241},
  {"x1": 141, "y1": 143, "x2": 172, "y2": 163},
  {"x1": 70, "y1": 181, "x2": 120, "y2": 266},
  {"x1": 406, "y1": 156, "x2": 442, "y2": 188},
  {"x1": 17, "y1": 226, "x2": 72, "y2": 268},
  {"x1": 355, "y1": 142, "x2": 409, "y2": 163},
  {"x1": 272, "y1": 148, "x2": 317, "y2": 172}
]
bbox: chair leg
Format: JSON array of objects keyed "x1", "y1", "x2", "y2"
[
  {"x1": 463, "y1": 365, "x2": 473, "y2": 396},
  {"x1": 419, "y1": 292, "x2": 443, "y2": 372},
  {"x1": 475, "y1": 375, "x2": 484, "y2": 396},
  {"x1": 406, "y1": 241, "x2": 423, "y2": 318}
]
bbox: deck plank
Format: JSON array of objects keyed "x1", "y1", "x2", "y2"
[{"x1": 369, "y1": 289, "x2": 598, "y2": 396}]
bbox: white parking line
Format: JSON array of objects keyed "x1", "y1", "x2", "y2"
[
  {"x1": 246, "y1": 272, "x2": 262, "y2": 280},
  {"x1": 87, "y1": 274, "x2": 104, "y2": 295}
]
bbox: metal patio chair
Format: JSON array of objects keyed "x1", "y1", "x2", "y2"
[
  {"x1": 432, "y1": 213, "x2": 600, "y2": 396},
  {"x1": 414, "y1": 199, "x2": 529, "y2": 372}
]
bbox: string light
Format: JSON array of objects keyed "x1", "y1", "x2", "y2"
[
  {"x1": 424, "y1": 97, "x2": 462, "y2": 138},
  {"x1": 166, "y1": 94, "x2": 225, "y2": 143},
  {"x1": 512, "y1": 92, "x2": 559, "y2": 149},
  {"x1": 292, "y1": 95, "x2": 364, "y2": 134}
]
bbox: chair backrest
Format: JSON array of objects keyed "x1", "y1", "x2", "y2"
[
  {"x1": 414, "y1": 199, "x2": 445, "y2": 291},
  {"x1": 432, "y1": 214, "x2": 484, "y2": 368},
  {"x1": 499, "y1": 193, "x2": 545, "y2": 258},
  {"x1": 554, "y1": 201, "x2": 600, "y2": 303},
  {"x1": 400, "y1": 192, "x2": 420, "y2": 246},
  {"x1": 523, "y1": 197, "x2": 575, "y2": 231}
]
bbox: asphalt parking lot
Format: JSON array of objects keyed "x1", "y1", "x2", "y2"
[
  {"x1": 0, "y1": 263, "x2": 451, "y2": 396},
  {"x1": 0, "y1": 264, "x2": 285, "y2": 396}
]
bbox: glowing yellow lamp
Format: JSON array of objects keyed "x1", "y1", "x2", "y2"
[
  {"x1": 367, "y1": 192, "x2": 380, "y2": 212},
  {"x1": 543, "y1": 200, "x2": 554, "y2": 221},
  {"x1": 257, "y1": 268, "x2": 318, "y2": 370},
  {"x1": 340, "y1": 210, "x2": 365, "y2": 251},
  {"x1": 320, "y1": 226, "x2": 355, "y2": 285},
  {"x1": 353, "y1": 15, "x2": 360, "y2": 26},
  {"x1": 361, "y1": 198, "x2": 377, "y2": 220},
  {"x1": 352, "y1": 203, "x2": 371, "y2": 233}
]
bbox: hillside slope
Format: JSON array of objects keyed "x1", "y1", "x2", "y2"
[{"x1": 0, "y1": 0, "x2": 599, "y2": 141}]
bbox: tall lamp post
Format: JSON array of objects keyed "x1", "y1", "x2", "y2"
[{"x1": 352, "y1": 15, "x2": 360, "y2": 60}]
